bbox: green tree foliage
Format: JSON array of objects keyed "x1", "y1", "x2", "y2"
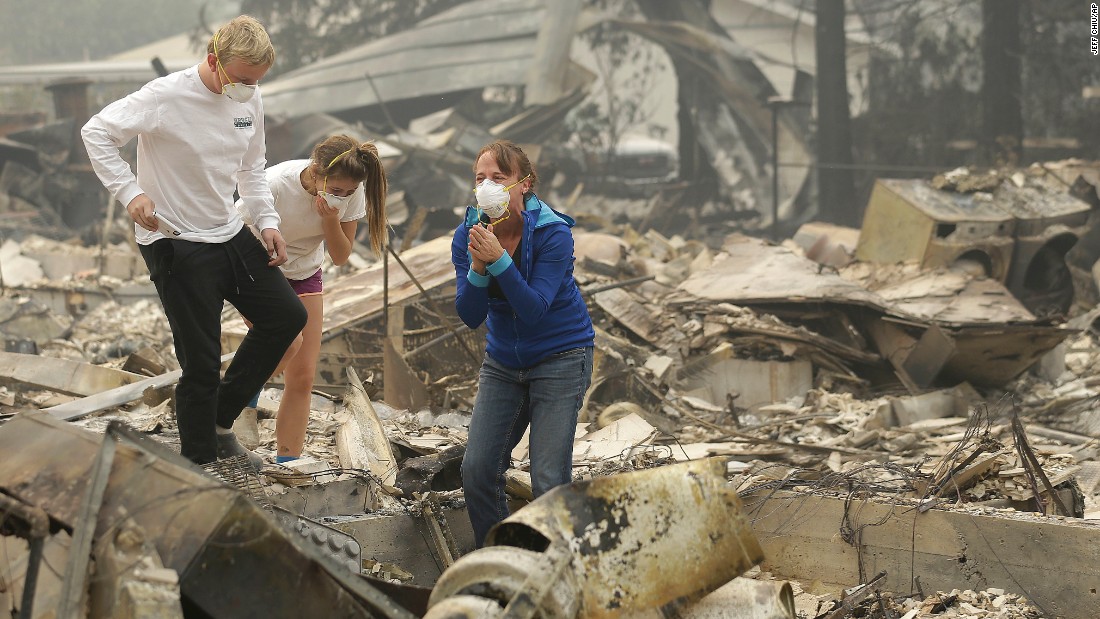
[
  {"x1": 0, "y1": 0, "x2": 204, "y2": 64},
  {"x1": 237, "y1": 0, "x2": 466, "y2": 77}
]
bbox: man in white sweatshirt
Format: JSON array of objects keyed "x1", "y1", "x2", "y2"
[{"x1": 82, "y1": 15, "x2": 306, "y2": 470}]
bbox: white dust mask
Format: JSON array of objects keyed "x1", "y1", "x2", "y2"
[
  {"x1": 475, "y1": 179, "x2": 509, "y2": 219},
  {"x1": 319, "y1": 191, "x2": 350, "y2": 207},
  {"x1": 318, "y1": 174, "x2": 353, "y2": 207},
  {"x1": 474, "y1": 174, "x2": 529, "y2": 220},
  {"x1": 222, "y1": 81, "x2": 257, "y2": 103},
  {"x1": 213, "y1": 31, "x2": 259, "y2": 103}
]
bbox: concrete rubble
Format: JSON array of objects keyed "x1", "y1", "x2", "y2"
[
  {"x1": 2, "y1": 161, "x2": 1095, "y2": 616},
  {"x1": 4, "y1": 105, "x2": 1099, "y2": 618},
  {"x1": 1, "y1": 3, "x2": 1099, "y2": 617}
]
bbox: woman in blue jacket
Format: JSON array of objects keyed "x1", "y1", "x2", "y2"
[{"x1": 452, "y1": 140, "x2": 595, "y2": 547}]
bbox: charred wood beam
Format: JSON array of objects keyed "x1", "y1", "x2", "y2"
[{"x1": 816, "y1": 571, "x2": 887, "y2": 619}]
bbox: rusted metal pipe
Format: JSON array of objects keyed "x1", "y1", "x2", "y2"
[
  {"x1": 0, "y1": 493, "x2": 50, "y2": 619},
  {"x1": 19, "y1": 537, "x2": 45, "y2": 619}
]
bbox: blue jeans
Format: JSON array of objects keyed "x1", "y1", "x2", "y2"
[{"x1": 462, "y1": 346, "x2": 593, "y2": 547}]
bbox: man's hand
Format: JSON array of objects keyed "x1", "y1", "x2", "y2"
[
  {"x1": 260, "y1": 228, "x2": 288, "y2": 267},
  {"x1": 127, "y1": 194, "x2": 157, "y2": 232}
]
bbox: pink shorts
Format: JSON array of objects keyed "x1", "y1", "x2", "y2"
[{"x1": 289, "y1": 269, "x2": 323, "y2": 296}]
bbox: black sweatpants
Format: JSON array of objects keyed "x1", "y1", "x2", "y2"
[{"x1": 140, "y1": 227, "x2": 307, "y2": 464}]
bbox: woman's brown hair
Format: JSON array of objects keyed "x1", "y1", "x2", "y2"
[
  {"x1": 312, "y1": 134, "x2": 388, "y2": 256},
  {"x1": 474, "y1": 140, "x2": 538, "y2": 196}
]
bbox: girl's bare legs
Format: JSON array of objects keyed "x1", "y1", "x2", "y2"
[
  {"x1": 275, "y1": 294, "x2": 323, "y2": 458},
  {"x1": 273, "y1": 333, "x2": 304, "y2": 378}
]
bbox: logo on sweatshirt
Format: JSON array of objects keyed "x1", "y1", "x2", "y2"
[{"x1": 233, "y1": 116, "x2": 253, "y2": 129}]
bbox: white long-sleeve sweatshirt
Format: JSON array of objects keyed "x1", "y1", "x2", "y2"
[{"x1": 81, "y1": 65, "x2": 279, "y2": 245}]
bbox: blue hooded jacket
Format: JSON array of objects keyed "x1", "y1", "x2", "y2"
[{"x1": 451, "y1": 193, "x2": 595, "y2": 369}]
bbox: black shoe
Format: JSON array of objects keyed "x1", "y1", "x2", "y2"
[{"x1": 216, "y1": 430, "x2": 263, "y2": 472}]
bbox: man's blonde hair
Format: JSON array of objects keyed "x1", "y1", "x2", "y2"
[{"x1": 206, "y1": 15, "x2": 275, "y2": 67}]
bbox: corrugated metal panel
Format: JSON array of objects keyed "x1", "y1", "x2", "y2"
[
  {"x1": 0, "y1": 60, "x2": 192, "y2": 86},
  {"x1": 262, "y1": 0, "x2": 547, "y2": 117}
]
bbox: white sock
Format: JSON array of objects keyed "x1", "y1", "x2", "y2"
[{"x1": 215, "y1": 425, "x2": 234, "y2": 435}]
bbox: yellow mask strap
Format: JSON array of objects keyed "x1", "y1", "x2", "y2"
[
  {"x1": 479, "y1": 208, "x2": 510, "y2": 226},
  {"x1": 326, "y1": 148, "x2": 354, "y2": 170},
  {"x1": 319, "y1": 148, "x2": 354, "y2": 195},
  {"x1": 505, "y1": 174, "x2": 531, "y2": 192},
  {"x1": 213, "y1": 32, "x2": 233, "y2": 85}
]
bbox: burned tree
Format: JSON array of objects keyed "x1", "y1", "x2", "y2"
[
  {"x1": 981, "y1": 0, "x2": 1023, "y2": 166},
  {"x1": 815, "y1": 0, "x2": 858, "y2": 226}
]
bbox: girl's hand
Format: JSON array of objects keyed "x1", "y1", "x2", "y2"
[{"x1": 314, "y1": 195, "x2": 340, "y2": 219}]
